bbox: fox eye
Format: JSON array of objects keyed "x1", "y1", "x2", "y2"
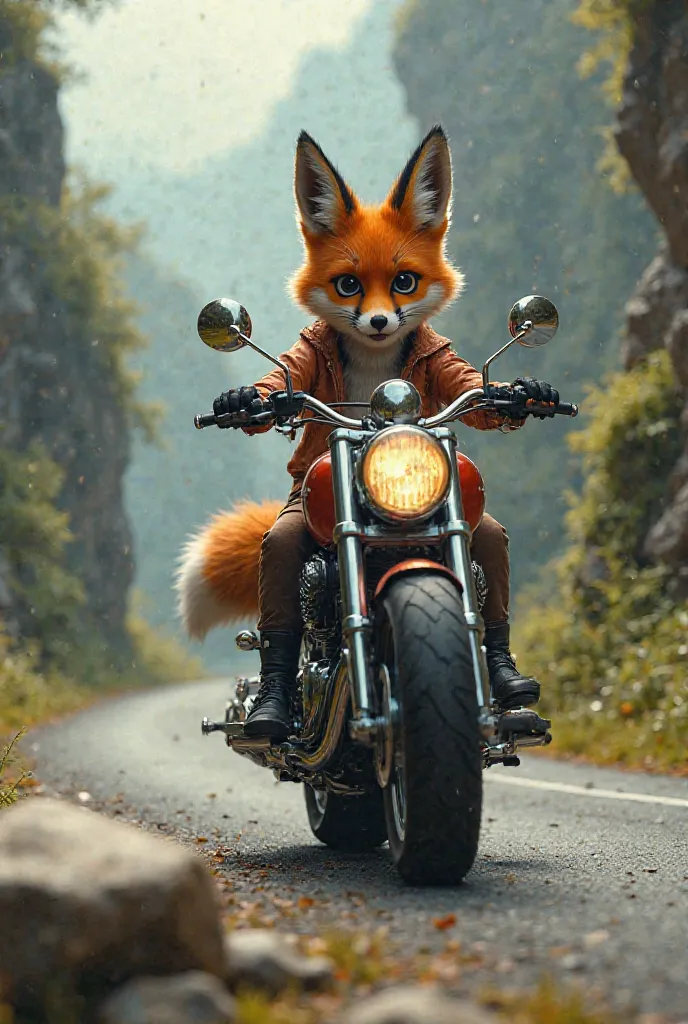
[
  {"x1": 392, "y1": 272, "x2": 419, "y2": 295},
  {"x1": 333, "y1": 275, "x2": 362, "y2": 298}
]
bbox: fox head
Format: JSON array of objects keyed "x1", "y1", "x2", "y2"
[{"x1": 289, "y1": 126, "x2": 464, "y2": 351}]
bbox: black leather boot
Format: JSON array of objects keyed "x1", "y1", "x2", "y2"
[
  {"x1": 243, "y1": 631, "x2": 301, "y2": 741},
  {"x1": 484, "y1": 622, "x2": 540, "y2": 710}
]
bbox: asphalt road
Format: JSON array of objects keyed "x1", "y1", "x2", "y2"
[{"x1": 29, "y1": 679, "x2": 688, "y2": 1020}]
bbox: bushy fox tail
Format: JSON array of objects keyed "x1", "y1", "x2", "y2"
[{"x1": 175, "y1": 499, "x2": 283, "y2": 640}]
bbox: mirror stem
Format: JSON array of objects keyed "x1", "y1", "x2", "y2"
[
  {"x1": 481, "y1": 321, "x2": 533, "y2": 390},
  {"x1": 229, "y1": 327, "x2": 294, "y2": 399}
]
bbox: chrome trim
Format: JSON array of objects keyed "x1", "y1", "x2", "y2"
[
  {"x1": 230, "y1": 657, "x2": 350, "y2": 773},
  {"x1": 303, "y1": 395, "x2": 364, "y2": 429},
  {"x1": 332, "y1": 519, "x2": 471, "y2": 545},
  {"x1": 369, "y1": 379, "x2": 422, "y2": 424},
  {"x1": 375, "y1": 664, "x2": 395, "y2": 788},
  {"x1": 235, "y1": 629, "x2": 261, "y2": 651},
  {"x1": 329, "y1": 432, "x2": 375, "y2": 728},
  {"x1": 357, "y1": 425, "x2": 452, "y2": 524},
  {"x1": 438, "y1": 432, "x2": 491, "y2": 712},
  {"x1": 420, "y1": 387, "x2": 485, "y2": 429}
]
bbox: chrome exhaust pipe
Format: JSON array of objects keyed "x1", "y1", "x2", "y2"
[{"x1": 231, "y1": 659, "x2": 350, "y2": 774}]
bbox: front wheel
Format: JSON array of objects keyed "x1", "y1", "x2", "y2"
[
  {"x1": 304, "y1": 785, "x2": 387, "y2": 851},
  {"x1": 376, "y1": 573, "x2": 482, "y2": 885}
]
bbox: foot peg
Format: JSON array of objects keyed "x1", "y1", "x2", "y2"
[
  {"x1": 201, "y1": 676, "x2": 258, "y2": 743},
  {"x1": 497, "y1": 708, "x2": 552, "y2": 747}
]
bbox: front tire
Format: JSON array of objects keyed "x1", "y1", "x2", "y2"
[
  {"x1": 304, "y1": 785, "x2": 387, "y2": 851},
  {"x1": 376, "y1": 573, "x2": 482, "y2": 885}
]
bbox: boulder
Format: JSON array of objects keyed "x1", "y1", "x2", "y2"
[
  {"x1": 224, "y1": 929, "x2": 333, "y2": 996},
  {"x1": 0, "y1": 799, "x2": 226, "y2": 1012},
  {"x1": 98, "y1": 972, "x2": 236, "y2": 1024},
  {"x1": 343, "y1": 985, "x2": 496, "y2": 1024}
]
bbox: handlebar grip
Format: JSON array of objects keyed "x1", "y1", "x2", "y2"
[
  {"x1": 522, "y1": 400, "x2": 579, "y2": 419},
  {"x1": 194, "y1": 412, "x2": 217, "y2": 429}
]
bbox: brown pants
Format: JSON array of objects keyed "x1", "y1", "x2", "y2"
[{"x1": 257, "y1": 493, "x2": 510, "y2": 632}]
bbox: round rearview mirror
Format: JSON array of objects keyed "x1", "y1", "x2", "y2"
[
  {"x1": 508, "y1": 295, "x2": 559, "y2": 347},
  {"x1": 197, "y1": 298, "x2": 252, "y2": 352}
]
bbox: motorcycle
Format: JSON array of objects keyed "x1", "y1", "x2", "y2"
[{"x1": 195, "y1": 294, "x2": 578, "y2": 885}]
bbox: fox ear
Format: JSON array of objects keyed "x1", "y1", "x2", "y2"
[
  {"x1": 388, "y1": 125, "x2": 453, "y2": 230},
  {"x1": 294, "y1": 131, "x2": 356, "y2": 236}
]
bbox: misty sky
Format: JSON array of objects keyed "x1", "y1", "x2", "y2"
[{"x1": 56, "y1": 0, "x2": 372, "y2": 174}]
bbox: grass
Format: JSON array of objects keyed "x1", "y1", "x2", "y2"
[
  {"x1": 0, "y1": 599, "x2": 205, "y2": 746},
  {"x1": 0, "y1": 728, "x2": 30, "y2": 808},
  {"x1": 229, "y1": 935, "x2": 630, "y2": 1024}
]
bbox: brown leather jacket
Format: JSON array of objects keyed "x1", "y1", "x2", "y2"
[{"x1": 251, "y1": 320, "x2": 508, "y2": 488}]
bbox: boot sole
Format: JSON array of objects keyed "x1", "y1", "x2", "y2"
[
  {"x1": 243, "y1": 718, "x2": 290, "y2": 741},
  {"x1": 494, "y1": 689, "x2": 540, "y2": 711}
]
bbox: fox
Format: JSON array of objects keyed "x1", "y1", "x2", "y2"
[
  {"x1": 177, "y1": 127, "x2": 462, "y2": 638},
  {"x1": 176, "y1": 126, "x2": 557, "y2": 737}
]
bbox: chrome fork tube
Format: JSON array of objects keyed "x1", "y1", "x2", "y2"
[
  {"x1": 437, "y1": 431, "x2": 491, "y2": 711},
  {"x1": 329, "y1": 434, "x2": 375, "y2": 735}
]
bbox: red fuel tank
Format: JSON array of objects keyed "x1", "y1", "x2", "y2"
[{"x1": 302, "y1": 449, "x2": 485, "y2": 547}]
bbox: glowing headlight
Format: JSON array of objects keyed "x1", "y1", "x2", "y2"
[{"x1": 360, "y1": 426, "x2": 451, "y2": 521}]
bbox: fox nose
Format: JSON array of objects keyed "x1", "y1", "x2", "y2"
[{"x1": 370, "y1": 315, "x2": 388, "y2": 332}]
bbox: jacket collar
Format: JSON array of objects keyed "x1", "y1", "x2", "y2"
[{"x1": 299, "y1": 319, "x2": 450, "y2": 373}]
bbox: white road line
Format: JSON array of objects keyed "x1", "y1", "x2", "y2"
[{"x1": 484, "y1": 773, "x2": 688, "y2": 809}]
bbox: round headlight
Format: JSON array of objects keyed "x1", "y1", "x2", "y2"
[{"x1": 360, "y1": 426, "x2": 451, "y2": 521}]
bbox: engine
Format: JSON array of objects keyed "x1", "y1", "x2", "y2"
[{"x1": 299, "y1": 552, "x2": 340, "y2": 660}]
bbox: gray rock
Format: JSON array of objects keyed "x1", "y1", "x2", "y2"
[
  {"x1": 615, "y1": 2, "x2": 688, "y2": 268},
  {"x1": 224, "y1": 929, "x2": 333, "y2": 996},
  {"x1": 0, "y1": 26, "x2": 135, "y2": 657},
  {"x1": 644, "y1": 479, "x2": 688, "y2": 562},
  {"x1": 0, "y1": 799, "x2": 226, "y2": 1011},
  {"x1": 667, "y1": 310, "x2": 688, "y2": 387},
  {"x1": 343, "y1": 985, "x2": 496, "y2": 1024},
  {"x1": 98, "y1": 972, "x2": 236, "y2": 1024}
]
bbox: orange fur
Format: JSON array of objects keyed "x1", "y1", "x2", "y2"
[
  {"x1": 289, "y1": 127, "x2": 464, "y2": 333},
  {"x1": 177, "y1": 127, "x2": 464, "y2": 641},
  {"x1": 176, "y1": 500, "x2": 282, "y2": 638},
  {"x1": 290, "y1": 203, "x2": 463, "y2": 318}
]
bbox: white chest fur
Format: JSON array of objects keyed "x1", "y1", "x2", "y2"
[{"x1": 340, "y1": 338, "x2": 406, "y2": 404}]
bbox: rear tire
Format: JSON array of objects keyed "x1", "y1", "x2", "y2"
[
  {"x1": 304, "y1": 785, "x2": 387, "y2": 851},
  {"x1": 376, "y1": 573, "x2": 482, "y2": 885}
]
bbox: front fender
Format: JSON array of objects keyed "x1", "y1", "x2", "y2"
[{"x1": 373, "y1": 559, "x2": 463, "y2": 601}]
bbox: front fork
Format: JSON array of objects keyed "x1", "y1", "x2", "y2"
[
  {"x1": 329, "y1": 428, "x2": 493, "y2": 747},
  {"x1": 436, "y1": 428, "x2": 492, "y2": 720},
  {"x1": 330, "y1": 434, "x2": 378, "y2": 742}
]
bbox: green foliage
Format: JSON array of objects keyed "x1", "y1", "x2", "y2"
[
  {"x1": 126, "y1": 589, "x2": 205, "y2": 685},
  {"x1": 573, "y1": 0, "x2": 637, "y2": 105},
  {"x1": 572, "y1": 0, "x2": 649, "y2": 191},
  {"x1": 515, "y1": 352, "x2": 687, "y2": 771},
  {"x1": 392, "y1": 0, "x2": 657, "y2": 591},
  {"x1": 0, "y1": 179, "x2": 159, "y2": 440},
  {"x1": 0, "y1": 443, "x2": 85, "y2": 659},
  {"x1": 0, "y1": 0, "x2": 115, "y2": 76},
  {"x1": 0, "y1": 628, "x2": 87, "y2": 734},
  {"x1": 0, "y1": 728, "x2": 29, "y2": 808}
]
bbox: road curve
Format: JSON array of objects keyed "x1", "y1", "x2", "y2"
[{"x1": 29, "y1": 679, "x2": 688, "y2": 1020}]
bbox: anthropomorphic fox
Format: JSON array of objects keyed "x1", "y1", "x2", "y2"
[{"x1": 176, "y1": 126, "x2": 560, "y2": 739}]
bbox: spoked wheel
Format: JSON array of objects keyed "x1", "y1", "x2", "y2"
[
  {"x1": 304, "y1": 785, "x2": 388, "y2": 851},
  {"x1": 376, "y1": 573, "x2": 483, "y2": 885}
]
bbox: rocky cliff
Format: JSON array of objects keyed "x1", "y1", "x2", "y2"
[
  {"x1": 0, "y1": 4, "x2": 134, "y2": 658},
  {"x1": 615, "y1": 0, "x2": 688, "y2": 582},
  {"x1": 391, "y1": 0, "x2": 655, "y2": 588}
]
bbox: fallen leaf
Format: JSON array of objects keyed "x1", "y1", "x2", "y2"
[{"x1": 432, "y1": 913, "x2": 457, "y2": 931}]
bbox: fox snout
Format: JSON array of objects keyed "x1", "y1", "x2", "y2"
[{"x1": 359, "y1": 310, "x2": 401, "y2": 340}]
